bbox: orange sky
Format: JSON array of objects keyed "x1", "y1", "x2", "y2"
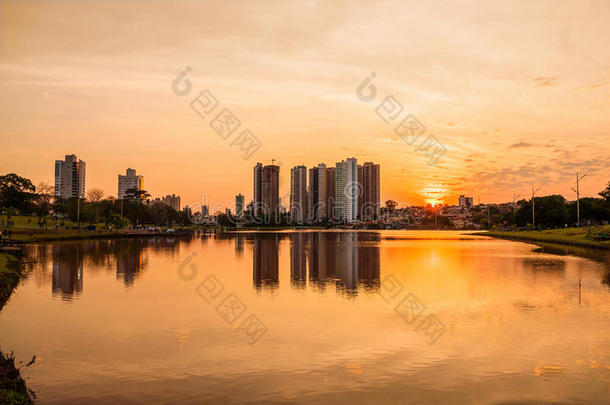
[{"x1": 1, "y1": 0, "x2": 609, "y2": 208}]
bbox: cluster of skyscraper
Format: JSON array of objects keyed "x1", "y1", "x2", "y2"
[{"x1": 253, "y1": 158, "x2": 380, "y2": 223}]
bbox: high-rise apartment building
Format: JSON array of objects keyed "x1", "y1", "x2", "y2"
[
  {"x1": 358, "y1": 162, "x2": 380, "y2": 220},
  {"x1": 335, "y1": 157, "x2": 358, "y2": 222},
  {"x1": 54, "y1": 154, "x2": 86, "y2": 200},
  {"x1": 118, "y1": 168, "x2": 144, "y2": 199},
  {"x1": 308, "y1": 163, "x2": 336, "y2": 222},
  {"x1": 253, "y1": 163, "x2": 262, "y2": 215},
  {"x1": 459, "y1": 195, "x2": 474, "y2": 207},
  {"x1": 290, "y1": 165, "x2": 308, "y2": 223},
  {"x1": 308, "y1": 166, "x2": 319, "y2": 222},
  {"x1": 324, "y1": 166, "x2": 336, "y2": 219},
  {"x1": 161, "y1": 194, "x2": 181, "y2": 211},
  {"x1": 235, "y1": 193, "x2": 245, "y2": 217},
  {"x1": 253, "y1": 163, "x2": 280, "y2": 217}
]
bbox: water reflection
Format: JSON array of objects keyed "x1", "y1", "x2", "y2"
[
  {"x1": 51, "y1": 244, "x2": 83, "y2": 300},
  {"x1": 6, "y1": 231, "x2": 610, "y2": 404},
  {"x1": 252, "y1": 234, "x2": 280, "y2": 291},
  {"x1": 290, "y1": 233, "x2": 307, "y2": 289},
  {"x1": 25, "y1": 237, "x2": 190, "y2": 300},
  {"x1": 248, "y1": 232, "x2": 381, "y2": 296}
]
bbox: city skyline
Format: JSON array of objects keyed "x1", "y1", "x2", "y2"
[
  {"x1": 45, "y1": 152, "x2": 604, "y2": 212},
  {"x1": 2, "y1": 1, "x2": 608, "y2": 207}
]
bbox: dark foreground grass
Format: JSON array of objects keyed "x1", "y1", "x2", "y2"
[{"x1": 0, "y1": 351, "x2": 34, "y2": 405}]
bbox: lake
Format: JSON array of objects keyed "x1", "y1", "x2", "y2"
[{"x1": 1, "y1": 231, "x2": 609, "y2": 404}]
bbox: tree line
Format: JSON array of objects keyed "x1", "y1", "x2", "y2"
[{"x1": 0, "y1": 173, "x2": 191, "y2": 229}]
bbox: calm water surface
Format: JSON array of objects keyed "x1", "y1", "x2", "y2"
[{"x1": 1, "y1": 231, "x2": 609, "y2": 404}]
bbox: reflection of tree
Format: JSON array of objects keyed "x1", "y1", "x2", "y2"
[
  {"x1": 252, "y1": 235, "x2": 279, "y2": 291},
  {"x1": 531, "y1": 242, "x2": 610, "y2": 288},
  {"x1": 25, "y1": 237, "x2": 191, "y2": 299},
  {"x1": 115, "y1": 241, "x2": 148, "y2": 287},
  {"x1": 52, "y1": 244, "x2": 84, "y2": 300},
  {"x1": 111, "y1": 237, "x2": 185, "y2": 287}
]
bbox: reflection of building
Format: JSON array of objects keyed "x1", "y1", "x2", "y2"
[
  {"x1": 235, "y1": 233, "x2": 244, "y2": 256},
  {"x1": 304, "y1": 232, "x2": 381, "y2": 295},
  {"x1": 357, "y1": 238, "x2": 381, "y2": 290},
  {"x1": 308, "y1": 232, "x2": 336, "y2": 291},
  {"x1": 118, "y1": 168, "x2": 143, "y2": 199},
  {"x1": 253, "y1": 235, "x2": 279, "y2": 290},
  {"x1": 116, "y1": 250, "x2": 146, "y2": 287},
  {"x1": 54, "y1": 154, "x2": 86, "y2": 200},
  {"x1": 290, "y1": 165, "x2": 308, "y2": 223},
  {"x1": 335, "y1": 233, "x2": 359, "y2": 293},
  {"x1": 290, "y1": 233, "x2": 307, "y2": 288},
  {"x1": 52, "y1": 244, "x2": 83, "y2": 299},
  {"x1": 110, "y1": 239, "x2": 158, "y2": 287}
]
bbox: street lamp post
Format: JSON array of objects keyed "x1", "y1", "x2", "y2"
[
  {"x1": 531, "y1": 186, "x2": 541, "y2": 230},
  {"x1": 571, "y1": 172, "x2": 588, "y2": 227}
]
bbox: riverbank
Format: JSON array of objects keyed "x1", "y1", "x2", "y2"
[
  {"x1": 0, "y1": 253, "x2": 35, "y2": 404},
  {"x1": 0, "y1": 351, "x2": 34, "y2": 404},
  {"x1": 5, "y1": 228, "x2": 194, "y2": 243},
  {"x1": 484, "y1": 226, "x2": 610, "y2": 250},
  {"x1": 0, "y1": 253, "x2": 22, "y2": 311}
]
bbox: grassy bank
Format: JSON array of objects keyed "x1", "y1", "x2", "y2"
[
  {"x1": 0, "y1": 351, "x2": 34, "y2": 404},
  {"x1": 0, "y1": 253, "x2": 34, "y2": 404},
  {"x1": 0, "y1": 253, "x2": 22, "y2": 311},
  {"x1": 484, "y1": 225, "x2": 610, "y2": 249},
  {"x1": 4, "y1": 227, "x2": 194, "y2": 243}
]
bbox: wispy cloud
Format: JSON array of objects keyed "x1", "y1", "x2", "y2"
[
  {"x1": 509, "y1": 142, "x2": 534, "y2": 149},
  {"x1": 533, "y1": 77, "x2": 559, "y2": 87},
  {"x1": 574, "y1": 82, "x2": 610, "y2": 91}
]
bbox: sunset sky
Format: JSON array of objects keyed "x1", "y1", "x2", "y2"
[{"x1": 1, "y1": 0, "x2": 609, "y2": 208}]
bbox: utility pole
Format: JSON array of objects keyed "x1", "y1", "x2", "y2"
[
  {"x1": 531, "y1": 186, "x2": 541, "y2": 230},
  {"x1": 513, "y1": 193, "x2": 521, "y2": 231},
  {"x1": 571, "y1": 172, "x2": 588, "y2": 227}
]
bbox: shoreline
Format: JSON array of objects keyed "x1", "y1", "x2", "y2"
[
  {"x1": 483, "y1": 230, "x2": 610, "y2": 250},
  {"x1": 6, "y1": 229, "x2": 195, "y2": 244},
  {"x1": 0, "y1": 252, "x2": 35, "y2": 403}
]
